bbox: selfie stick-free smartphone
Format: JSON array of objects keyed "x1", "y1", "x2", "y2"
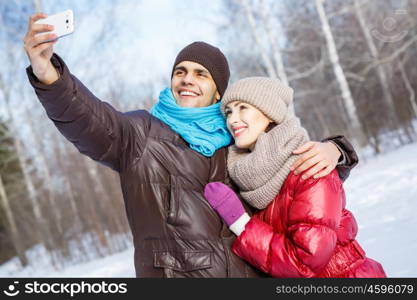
[{"x1": 35, "y1": 9, "x2": 74, "y2": 42}]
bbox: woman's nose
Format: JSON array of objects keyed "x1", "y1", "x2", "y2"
[{"x1": 228, "y1": 111, "x2": 239, "y2": 125}]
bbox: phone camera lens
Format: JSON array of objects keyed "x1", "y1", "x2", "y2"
[{"x1": 66, "y1": 19, "x2": 69, "y2": 23}]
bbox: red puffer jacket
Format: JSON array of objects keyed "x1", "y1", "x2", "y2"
[{"x1": 232, "y1": 169, "x2": 386, "y2": 278}]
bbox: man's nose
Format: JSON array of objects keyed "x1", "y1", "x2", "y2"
[{"x1": 182, "y1": 72, "x2": 195, "y2": 85}]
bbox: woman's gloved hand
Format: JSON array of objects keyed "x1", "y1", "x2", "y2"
[{"x1": 204, "y1": 182, "x2": 250, "y2": 235}]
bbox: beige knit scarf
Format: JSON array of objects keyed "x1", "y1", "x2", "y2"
[{"x1": 227, "y1": 116, "x2": 310, "y2": 209}]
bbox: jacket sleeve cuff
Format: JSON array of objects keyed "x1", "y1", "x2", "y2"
[
  {"x1": 229, "y1": 213, "x2": 251, "y2": 236},
  {"x1": 321, "y1": 135, "x2": 358, "y2": 167},
  {"x1": 321, "y1": 135, "x2": 359, "y2": 181}
]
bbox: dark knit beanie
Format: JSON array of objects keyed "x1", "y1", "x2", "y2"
[{"x1": 172, "y1": 41, "x2": 230, "y2": 97}]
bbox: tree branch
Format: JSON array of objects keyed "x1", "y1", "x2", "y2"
[{"x1": 360, "y1": 34, "x2": 417, "y2": 76}]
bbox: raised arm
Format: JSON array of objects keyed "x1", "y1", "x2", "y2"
[{"x1": 24, "y1": 13, "x2": 149, "y2": 172}]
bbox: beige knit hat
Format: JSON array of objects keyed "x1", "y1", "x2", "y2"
[{"x1": 221, "y1": 77, "x2": 293, "y2": 124}]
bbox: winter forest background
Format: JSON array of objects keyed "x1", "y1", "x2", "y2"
[{"x1": 1, "y1": 0, "x2": 417, "y2": 277}]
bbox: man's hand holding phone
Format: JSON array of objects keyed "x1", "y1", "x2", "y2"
[{"x1": 23, "y1": 10, "x2": 74, "y2": 85}]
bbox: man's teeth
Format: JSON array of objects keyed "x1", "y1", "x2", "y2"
[{"x1": 180, "y1": 91, "x2": 198, "y2": 96}]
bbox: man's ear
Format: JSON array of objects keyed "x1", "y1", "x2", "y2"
[{"x1": 215, "y1": 91, "x2": 221, "y2": 101}]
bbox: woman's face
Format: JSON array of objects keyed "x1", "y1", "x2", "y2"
[{"x1": 224, "y1": 101, "x2": 272, "y2": 150}]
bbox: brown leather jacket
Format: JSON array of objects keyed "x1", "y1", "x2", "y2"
[{"x1": 27, "y1": 54, "x2": 358, "y2": 278}]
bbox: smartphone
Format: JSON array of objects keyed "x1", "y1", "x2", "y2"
[{"x1": 35, "y1": 9, "x2": 74, "y2": 42}]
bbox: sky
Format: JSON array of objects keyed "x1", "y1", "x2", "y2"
[
  {"x1": 0, "y1": 0, "x2": 227, "y2": 126},
  {"x1": 48, "y1": 0, "x2": 225, "y2": 90}
]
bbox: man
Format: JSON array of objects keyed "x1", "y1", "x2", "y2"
[{"x1": 23, "y1": 13, "x2": 358, "y2": 277}]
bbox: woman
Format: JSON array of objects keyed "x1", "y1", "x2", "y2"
[{"x1": 204, "y1": 77, "x2": 386, "y2": 277}]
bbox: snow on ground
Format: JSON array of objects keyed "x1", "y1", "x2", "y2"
[
  {"x1": 0, "y1": 234, "x2": 136, "y2": 278},
  {"x1": 1, "y1": 142, "x2": 416, "y2": 277},
  {"x1": 344, "y1": 142, "x2": 417, "y2": 277}
]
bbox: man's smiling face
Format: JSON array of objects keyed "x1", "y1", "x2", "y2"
[{"x1": 171, "y1": 61, "x2": 220, "y2": 108}]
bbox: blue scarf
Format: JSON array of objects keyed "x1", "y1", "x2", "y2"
[{"x1": 150, "y1": 88, "x2": 232, "y2": 157}]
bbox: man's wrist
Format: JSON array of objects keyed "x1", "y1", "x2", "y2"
[
  {"x1": 328, "y1": 141, "x2": 346, "y2": 165},
  {"x1": 36, "y1": 61, "x2": 60, "y2": 85}
]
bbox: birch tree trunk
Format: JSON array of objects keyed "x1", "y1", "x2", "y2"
[
  {"x1": 315, "y1": 0, "x2": 363, "y2": 142},
  {"x1": 33, "y1": 0, "x2": 42, "y2": 12},
  {"x1": 259, "y1": 0, "x2": 288, "y2": 85},
  {"x1": 0, "y1": 174, "x2": 28, "y2": 266},
  {"x1": 55, "y1": 135, "x2": 82, "y2": 225},
  {"x1": 398, "y1": 56, "x2": 417, "y2": 120},
  {"x1": 237, "y1": 0, "x2": 295, "y2": 113},
  {"x1": 0, "y1": 0, "x2": 58, "y2": 265},
  {"x1": 24, "y1": 108, "x2": 64, "y2": 236},
  {"x1": 77, "y1": 156, "x2": 109, "y2": 250},
  {"x1": 239, "y1": 0, "x2": 278, "y2": 79},
  {"x1": 354, "y1": 0, "x2": 402, "y2": 129},
  {"x1": 0, "y1": 77, "x2": 56, "y2": 253}
]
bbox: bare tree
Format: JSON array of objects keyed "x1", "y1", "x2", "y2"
[
  {"x1": 398, "y1": 55, "x2": 417, "y2": 120},
  {"x1": 0, "y1": 155, "x2": 28, "y2": 266},
  {"x1": 354, "y1": 0, "x2": 405, "y2": 132},
  {"x1": 315, "y1": 0, "x2": 364, "y2": 143}
]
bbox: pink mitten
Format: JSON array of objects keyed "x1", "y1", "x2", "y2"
[{"x1": 204, "y1": 182, "x2": 245, "y2": 226}]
